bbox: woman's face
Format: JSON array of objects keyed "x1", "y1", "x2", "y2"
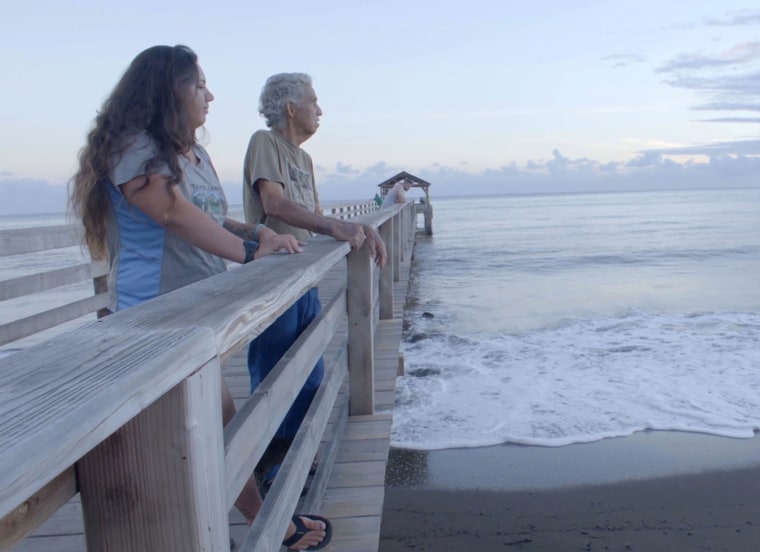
[{"x1": 184, "y1": 64, "x2": 214, "y2": 129}]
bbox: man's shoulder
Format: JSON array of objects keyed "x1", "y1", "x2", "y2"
[{"x1": 248, "y1": 129, "x2": 276, "y2": 145}]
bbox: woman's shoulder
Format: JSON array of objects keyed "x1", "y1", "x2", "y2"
[{"x1": 116, "y1": 130, "x2": 158, "y2": 157}]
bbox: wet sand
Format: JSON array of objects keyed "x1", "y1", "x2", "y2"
[{"x1": 379, "y1": 432, "x2": 760, "y2": 551}]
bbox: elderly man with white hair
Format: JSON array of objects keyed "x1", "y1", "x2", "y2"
[{"x1": 242, "y1": 72, "x2": 387, "y2": 491}]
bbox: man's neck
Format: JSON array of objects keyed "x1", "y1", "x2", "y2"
[{"x1": 275, "y1": 125, "x2": 309, "y2": 149}]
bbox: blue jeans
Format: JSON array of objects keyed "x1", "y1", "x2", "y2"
[{"x1": 247, "y1": 288, "x2": 324, "y2": 441}]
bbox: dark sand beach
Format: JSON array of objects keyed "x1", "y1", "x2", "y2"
[{"x1": 379, "y1": 432, "x2": 760, "y2": 551}]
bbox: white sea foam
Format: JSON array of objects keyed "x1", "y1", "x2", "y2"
[
  {"x1": 391, "y1": 310, "x2": 760, "y2": 450},
  {"x1": 392, "y1": 189, "x2": 760, "y2": 450}
]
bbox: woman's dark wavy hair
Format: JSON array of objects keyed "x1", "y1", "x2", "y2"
[{"x1": 69, "y1": 44, "x2": 199, "y2": 260}]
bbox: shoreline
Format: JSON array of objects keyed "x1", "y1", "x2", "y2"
[
  {"x1": 380, "y1": 431, "x2": 760, "y2": 551},
  {"x1": 386, "y1": 431, "x2": 760, "y2": 492}
]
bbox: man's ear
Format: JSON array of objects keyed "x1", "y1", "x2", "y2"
[{"x1": 285, "y1": 101, "x2": 296, "y2": 119}]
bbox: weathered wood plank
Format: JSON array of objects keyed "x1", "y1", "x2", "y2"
[
  {"x1": 342, "y1": 419, "x2": 393, "y2": 442},
  {"x1": 328, "y1": 461, "x2": 388, "y2": 488},
  {"x1": 328, "y1": 516, "x2": 383, "y2": 552},
  {"x1": 347, "y1": 243, "x2": 374, "y2": 415},
  {"x1": 6, "y1": 500, "x2": 82, "y2": 539},
  {"x1": 0, "y1": 260, "x2": 108, "y2": 301},
  {"x1": 301, "y1": 350, "x2": 349, "y2": 515},
  {"x1": 0, "y1": 469, "x2": 77, "y2": 549},
  {"x1": 0, "y1": 225, "x2": 81, "y2": 256},
  {"x1": 0, "y1": 327, "x2": 218, "y2": 520},
  {"x1": 238, "y1": 330, "x2": 348, "y2": 552},
  {"x1": 378, "y1": 218, "x2": 393, "y2": 320},
  {"x1": 392, "y1": 211, "x2": 401, "y2": 282},
  {"x1": 12, "y1": 533, "x2": 86, "y2": 552},
  {"x1": 0, "y1": 294, "x2": 107, "y2": 346},
  {"x1": 334, "y1": 438, "x2": 390, "y2": 463},
  {"x1": 2, "y1": 203, "x2": 415, "y2": 552},
  {"x1": 93, "y1": 238, "x2": 350, "y2": 360},
  {"x1": 78, "y1": 359, "x2": 228, "y2": 551},
  {"x1": 224, "y1": 292, "x2": 347, "y2": 510},
  {"x1": 320, "y1": 486, "x2": 385, "y2": 518}
]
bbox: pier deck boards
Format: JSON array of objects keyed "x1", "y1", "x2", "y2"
[{"x1": 13, "y1": 240, "x2": 413, "y2": 552}]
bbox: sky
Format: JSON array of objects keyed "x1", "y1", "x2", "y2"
[{"x1": 1, "y1": 0, "x2": 758, "y2": 214}]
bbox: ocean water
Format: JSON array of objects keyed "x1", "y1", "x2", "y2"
[
  {"x1": 4, "y1": 191, "x2": 760, "y2": 452},
  {"x1": 392, "y1": 188, "x2": 760, "y2": 450}
]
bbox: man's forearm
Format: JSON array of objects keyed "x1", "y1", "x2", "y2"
[
  {"x1": 264, "y1": 195, "x2": 343, "y2": 237},
  {"x1": 223, "y1": 219, "x2": 257, "y2": 241}
]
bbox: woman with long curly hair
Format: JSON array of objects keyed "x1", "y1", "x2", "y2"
[{"x1": 69, "y1": 44, "x2": 331, "y2": 551}]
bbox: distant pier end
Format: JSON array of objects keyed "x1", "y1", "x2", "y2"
[{"x1": 378, "y1": 171, "x2": 433, "y2": 235}]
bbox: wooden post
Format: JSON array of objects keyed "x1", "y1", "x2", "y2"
[
  {"x1": 392, "y1": 211, "x2": 401, "y2": 283},
  {"x1": 93, "y1": 273, "x2": 109, "y2": 319},
  {"x1": 407, "y1": 204, "x2": 413, "y2": 258},
  {"x1": 77, "y1": 358, "x2": 228, "y2": 552},
  {"x1": 379, "y1": 218, "x2": 393, "y2": 320},
  {"x1": 346, "y1": 242, "x2": 374, "y2": 415},
  {"x1": 399, "y1": 207, "x2": 407, "y2": 263}
]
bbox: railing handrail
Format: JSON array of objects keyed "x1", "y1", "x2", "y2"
[
  {"x1": 0, "y1": 201, "x2": 413, "y2": 551},
  {"x1": 0, "y1": 224, "x2": 82, "y2": 256}
]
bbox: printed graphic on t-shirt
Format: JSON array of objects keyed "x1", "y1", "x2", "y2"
[
  {"x1": 286, "y1": 159, "x2": 315, "y2": 210},
  {"x1": 192, "y1": 187, "x2": 226, "y2": 224}
]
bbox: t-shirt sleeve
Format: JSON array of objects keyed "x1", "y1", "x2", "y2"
[
  {"x1": 110, "y1": 132, "x2": 171, "y2": 188},
  {"x1": 244, "y1": 131, "x2": 285, "y2": 192},
  {"x1": 309, "y1": 155, "x2": 322, "y2": 214}
]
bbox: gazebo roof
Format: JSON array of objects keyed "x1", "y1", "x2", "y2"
[{"x1": 377, "y1": 171, "x2": 432, "y2": 195}]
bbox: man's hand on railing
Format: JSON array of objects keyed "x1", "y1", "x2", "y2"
[
  {"x1": 363, "y1": 225, "x2": 387, "y2": 268},
  {"x1": 331, "y1": 220, "x2": 366, "y2": 250}
]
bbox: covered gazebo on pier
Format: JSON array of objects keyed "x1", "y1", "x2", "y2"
[{"x1": 377, "y1": 171, "x2": 433, "y2": 234}]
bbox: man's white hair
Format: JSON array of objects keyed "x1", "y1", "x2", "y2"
[{"x1": 258, "y1": 73, "x2": 313, "y2": 129}]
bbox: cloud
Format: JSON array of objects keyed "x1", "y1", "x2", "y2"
[
  {"x1": 657, "y1": 42, "x2": 760, "y2": 72},
  {"x1": 653, "y1": 11, "x2": 760, "y2": 123},
  {"x1": 362, "y1": 161, "x2": 401, "y2": 179},
  {"x1": 656, "y1": 37, "x2": 760, "y2": 121},
  {"x1": 664, "y1": 70, "x2": 760, "y2": 95},
  {"x1": 645, "y1": 139, "x2": 760, "y2": 157},
  {"x1": 626, "y1": 151, "x2": 663, "y2": 168},
  {"x1": 704, "y1": 10, "x2": 760, "y2": 27},
  {"x1": 335, "y1": 161, "x2": 359, "y2": 175},
  {"x1": 696, "y1": 117, "x2": 760, "y2": 124},
  {"x1": 0, "y1": 171, "x2": 12, "y2": 177},
  {"x1": 6, "y1": 151, "x2": 758, "y2": 215},
  {"x1": 314, "y1": 147, "x2": 759, "y2": 202},
  {"x1": 692, "y1": 101, "x2": 760, "y2": 112}
]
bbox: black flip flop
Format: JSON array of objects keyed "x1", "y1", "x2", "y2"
[{"x1": 282, "y1": 514, "x2": 333, "y2": 551}]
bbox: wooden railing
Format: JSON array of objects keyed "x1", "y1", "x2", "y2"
[
  {"x1": 324, "y1": 200, "x2": 379, "y2": 220},
  {"x1": 0, "y1": 201, "x2": 417, "y2": 551},
  {"x1": 0, "y1": 225, "x2": 109, "y2": 348}
]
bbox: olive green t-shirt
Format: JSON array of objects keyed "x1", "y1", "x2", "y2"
[{"x1": 243, "y1": 130, "x2": 319, "y2": 242}]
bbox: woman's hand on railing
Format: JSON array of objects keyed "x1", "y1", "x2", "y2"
[{"x1": 254, "y1": 232, "x2": 303, "y2": 259}]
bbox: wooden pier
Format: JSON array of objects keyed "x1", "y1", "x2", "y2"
[{"x1": 0, "y1": 201, "x2": 418, "y2": 551}]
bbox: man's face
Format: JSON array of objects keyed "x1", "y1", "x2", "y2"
[{"x1": 292, "y1": 85, "x2": 322, "y2": 137}]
